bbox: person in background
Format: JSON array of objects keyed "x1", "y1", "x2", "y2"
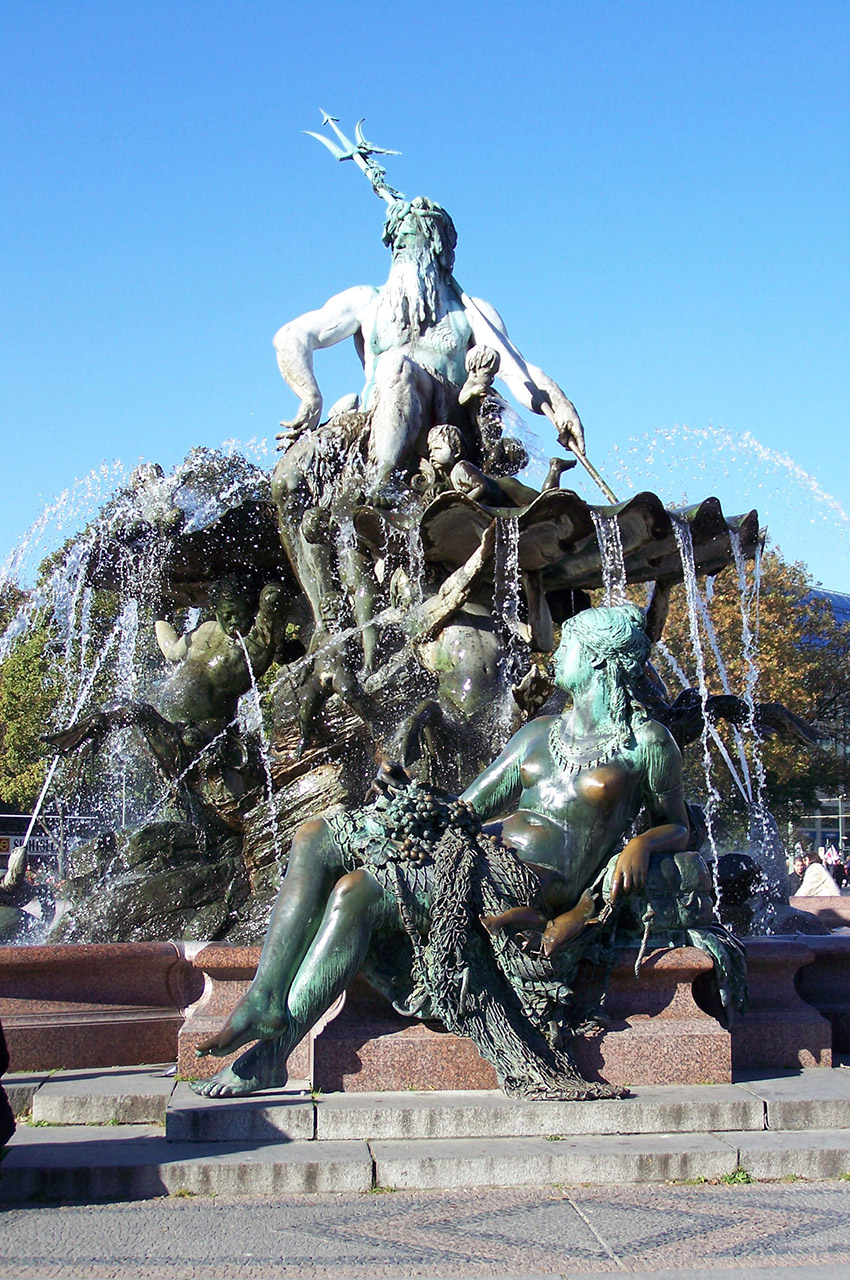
[
  {"x1": 786, "y1": 854, "x2": 806, "y2": 897},
  {"x1": 0, "y1": 1020, "x2": 15, "y2": 1156},
  {"x1": 824, "y1": 842, "x2": 842, "y2": 883},
  {"x1": 840, "y1": 837, "x2": 850, "y2": 889},
  {"x1": 797, "y1": 849, "x2": 840, "y2": 897}
]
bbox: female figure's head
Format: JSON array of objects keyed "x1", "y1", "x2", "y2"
[{"x1": 554, "y1": 604, "x2": 650, "y2": 728}]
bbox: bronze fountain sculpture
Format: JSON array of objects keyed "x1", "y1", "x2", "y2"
[{"x1": 41, "y1": 116, "x2": 812, "y2": 1101}]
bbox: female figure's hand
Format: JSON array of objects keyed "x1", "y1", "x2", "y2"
[{"x1": 610, "y1": 837, "x2": 651, "y2": 902}]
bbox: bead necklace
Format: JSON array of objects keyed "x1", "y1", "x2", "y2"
[{"x1": 548, "y1": 717, "x2": 628, "y2": 776}]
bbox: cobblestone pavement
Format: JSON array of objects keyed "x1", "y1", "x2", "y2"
[{"x1": 2, "y1": 1181, "x2": 850, "y2": 1278}]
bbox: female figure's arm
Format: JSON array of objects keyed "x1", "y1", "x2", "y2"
[
  {"x1": 460, "y1": 720, "x2": 545, "y2": 820},
  {"x1": 610, "y1": 723, "x2": 690, "y2": 901}
]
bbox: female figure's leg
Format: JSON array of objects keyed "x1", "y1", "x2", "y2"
[
  {"x1": 191, "y1": 864, "x2": 390, "y2": 1097},
  {"x1": 194, "y1": 817, "x2": 346, "y2": 1059}
]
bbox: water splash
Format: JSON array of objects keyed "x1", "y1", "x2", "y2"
[
  {"x1": 237, "y1": 635, "x2": 282, "y2": 868},
  {"x1": 589, "y1": 510, "x2": 627, "y2": 605},
  {"x1": 605, "y1": 424, "x2": 849, "y2": 586},
  {"x1": 494, "y1": 518, "x2": 522, "y2": 642},
  {"x1": 684, "y1": 556, "x2": 754, "y2": 806},
  {"x1": 671, "y1": 519, "x2": 721, "y2": 877},
  {"x1": 493, "y1": 517, "x2": 525, "y2": 742},
  {"x1": 406, "y1": 521, "x2": 425, "y2": 609},
  {"x1": 728, "y1": 532, "x2": 782, "y2": 888},
  {"x1": 654, "y1": 635, "x2": 751, "y2": 806},
  {"x1": 0, "y1": 461, "x2": 128, "y2": 600}
]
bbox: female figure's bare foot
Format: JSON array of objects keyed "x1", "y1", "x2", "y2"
[
  {"x1": 190, "y1": 1038, "x2": 289, "y2": 1097},
  {"x1": 194, "y1": 992, "x2": 289, "y2": 1059}
]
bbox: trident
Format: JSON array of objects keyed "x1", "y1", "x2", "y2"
[
  {"x1": 304, "y1": 113, "x2": 620, "y2": 505},
  {"x1": 304, "y1": 112, "x2": 405, "y2": 204}
]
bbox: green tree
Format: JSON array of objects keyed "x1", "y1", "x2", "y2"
[
  {"x1": 0, "y1": 621, "x2": 60, "y2": 808},
  {"x1": 0, "y1": 557, "x2": 130, "y2": 811}
]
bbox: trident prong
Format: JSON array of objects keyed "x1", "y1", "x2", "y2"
[
  {"x1": 354, "y1": 118, "x2": 401, "y2": 158},
  {"x1": 305, "y1": 111, "x2": 405, "y2": 204},
  {"x1": 303, "y1": 130, "x2": 356, "y2": 163}
]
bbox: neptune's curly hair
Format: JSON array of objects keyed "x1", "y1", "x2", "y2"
[
  {"x1": 559, "y1": 604, "x2": 650, "y2": 729},
  {"x1": 382, "y1": 197, "x2": 457, "y2": 273}
]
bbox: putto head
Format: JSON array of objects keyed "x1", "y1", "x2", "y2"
[
  {"x1": 210, "y1": 576, "x2": 256, "y2": 637},
  {"x1": 427, "y1": 424, "x2": 463, "y2": 468}
]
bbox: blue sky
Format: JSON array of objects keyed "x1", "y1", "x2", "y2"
[{"x1": 2, "y1": 0, "x2": 849, "y2": 588}]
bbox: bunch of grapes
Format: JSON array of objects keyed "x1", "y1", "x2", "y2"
[{"x1": 380, "y1": 785, "x2": 481, "y2": 864}]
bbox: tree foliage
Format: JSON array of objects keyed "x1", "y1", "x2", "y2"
[
  {"x1": 0, "y1": 622, "x2": 59, "y2": 809},
  {"x1": 0, "y1": 563, "x2": 132, "y2": 810}
]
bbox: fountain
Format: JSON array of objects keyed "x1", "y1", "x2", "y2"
[{"x1": 0, "y1": 116, "x2": 841, "y2": 1093}]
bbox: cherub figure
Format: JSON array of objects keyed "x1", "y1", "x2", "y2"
[{"x1": 45, "y1": 579, "x2": 289, "y2": 772}]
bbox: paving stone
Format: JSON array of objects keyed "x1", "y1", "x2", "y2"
[
  {"x1": 2, "y1": 1123, "x2": 372, "y2": 1200},
  {"x1": 737, "y1": 1067, "x2": 850, "y2": 1130},
  {"x1": 166, "y1": 1081, "x2": 314, "y2": 1141},
  {"x1": 31, "y1": 1064, "x2": 175, "y2": 1125},
  {"x1": 316, "y1": 1083, "x2": 762, "y2": 1140},
  {"x1": 733, "y1": 1127, "x2": 850, "y2": 1180},
  {"x1": 369, "y1": 1132, "x2": 739, "y2": 1189}
]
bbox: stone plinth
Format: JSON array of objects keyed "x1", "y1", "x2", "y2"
[
  {"x1": 794, "y1": 934, "x2": 850, "y2": 1054},
  {"x1": 311, "y1": 979, "x2": 498, "y2": 1092},
  {"x1": 731, "y1": 938, "x2": 831, "y2": 1071},
  {"x1": 7, "y1": 936, "x2": 836, "y2": 1085},
  {"x1": 572, "y1": 947, "x2": 731, "y2": 1086},
  {"x1": 0, "y1": 943, "x2": 203, "y2": 1072},
  {"x1": 178, "y1": 945, "x2": 734, "y2": 1091},
  {"x1": 790, "y1": 895, "x2": 850, "y2": 932}
]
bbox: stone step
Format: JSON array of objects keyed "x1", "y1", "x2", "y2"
[
  {"x1": 312, "y1": 1084, "x2": 764, "y2": 1142},
  {"x1": 734, "y1": 1127, "x2": 850, "y2": 1180},
  {"x1": 7, "y1": 1121, "x2": 850, "y2": 1200},
  {"x1": 165, "y1": 1072, "x2": 850, "y2": 1144},
  {"x1": 167, "y1": 1083, "x2": 314, "y2": 1142},
  {"x1": 1, "y1": 1124, "x2": 372, "y2": 1201},
  {"x1": 369, "y1": 1128, "x2": 850, "y2": 1189},
  {"x1": 738, "y1": 1069, "x2": 850, "y2": 1130},
  {"x1": 3, "y1": 1071, "x2": 48, "y2": 1117},
  {"x1": 165, "y1": 1081, "x2": 764, "y2": 1143},
  {"x1": 30, "y1": 1064, "x2": 175, "y2": 1126},
  {"x1": 13, "y1": 1065, "x2": 850, "y2": 1140},
  {"x1": 8, "y1": 1065, "x2": 850, "y2": 1200},
  {"x1": 370, "y1": 1132, "x2": 740, "y2": 1189}
]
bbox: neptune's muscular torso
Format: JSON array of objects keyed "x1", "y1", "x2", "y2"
[{"x1": 359, "y1": 288, "x2": 474, "y2": 408}]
